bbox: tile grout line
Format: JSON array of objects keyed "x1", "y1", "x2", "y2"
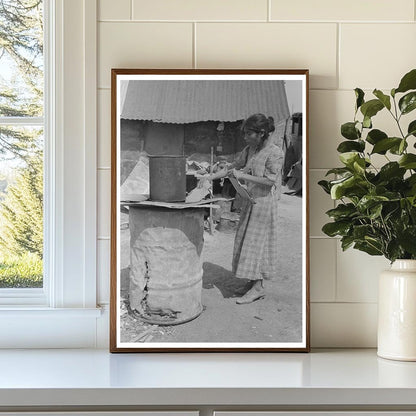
[
  {"x1": 97, "y1": 19, "x2": 415, "y2": 24},
  {"x1": 96, "y1": 87, "x2": 392, "y2": 93},
  {"x1": 308, "y1": 168, "x2": 338, "y2": 171},
  {"x1": 336, "y1": 22, "x2": 340, "y2": 90},
  {"x1": 130, "y1": 0, "x2": 133, "y2": 20},
  {"x1": 193, "y1": 22, "x2": 197, "y2": 69},
  {"x1": 311, "y1": 301, "x2": 378, "y2": 305},
  {"x1": 333, "y1": 229, "x2": 338, "y2": 302},
  {"x1": 267, "y1": 0, "x2": 271, "y2": 22},
  {"x1": 309, "y1": 236, "x2": 339, "y2": 239}
]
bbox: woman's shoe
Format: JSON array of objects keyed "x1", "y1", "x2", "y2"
[{"x1": 236, "y1": 287, "x2": 265, "y2": 304}]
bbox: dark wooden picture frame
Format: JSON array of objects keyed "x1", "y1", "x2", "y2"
[{"x1": 110, "y1": 69, "x2": 310, "y2": 352}]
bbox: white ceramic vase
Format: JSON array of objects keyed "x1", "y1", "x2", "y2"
[{"x1": 378, "y1": 259, "x2": 416, "y2": 361}]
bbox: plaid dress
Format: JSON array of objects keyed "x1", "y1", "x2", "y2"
[{"x1": 232, "y1": 143, "x2": 283, "y2": 281}]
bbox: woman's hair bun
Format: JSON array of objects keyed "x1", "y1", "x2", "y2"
[
  {"x1": 242, "y1": 113, "x2": 275, "y2": 139},
  {"x1": 267, "y1": 116, "x2": 275, "y2": 133}
]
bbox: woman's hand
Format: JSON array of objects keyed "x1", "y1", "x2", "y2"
[
  {"x1": 194, "y1": 173, "x2": 208, "y2": 179},
  {"x1": 231, "y1": 168, "x2": 244, "y2": 180},
  {"x1": 195, "y1": 167, "x2": 229, "y2": 181}
]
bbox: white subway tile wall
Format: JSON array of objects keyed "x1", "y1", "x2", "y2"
[
  {"x1": 132, "y1": 0, "x2": 269, "y2": 21},
  {"x1": 310, "y1": 239, "x2": 336, "y2": 302},
  {"x1": 98, "y1": 169, "x2": 111, "y2": 239},
  {"x1": 98, "y1": 90, "x2": 111, "y2": 168},
  {"x1": 98, "y1": 22, "x2": 193, "y2": 88},
  {"x1": 309, "y1": 170, "x2": 334, "y2": 237},
  {"x1": 270, "y1": 0, "x2": 414, "y2": 22},
  {"x1": 336, "y1": 246, "x2": 389, "y2": 303},
  {"x1": 96, "y1": 0, "x2": 416, "y2": 347},
  {"x1": 99, "y1": 0, "x2": 131, "y2": 21},
  {"x1": 196, "y1": 23, "x2": 338, "y2": 89},
  {"x1": 309, "y1": 90, "x2": 354, "y2": 169},
  {"x1": 340, "y1": 24, "x2": 416, "y2": 90},
  {"x1": 311, "y1": 303, "x2": 378, "y2": 347},
  {"x1": 97, "y1": 240, "x2": 110, "y2": 305}
]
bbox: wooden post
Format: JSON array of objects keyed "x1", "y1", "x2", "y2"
[{"x1": 209, "y1": 146, "x2": 214, "y2": 235}]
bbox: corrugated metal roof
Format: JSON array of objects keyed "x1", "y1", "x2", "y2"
[{"x1": 121, "y1": 80, "x2": 290, "y2": 124}]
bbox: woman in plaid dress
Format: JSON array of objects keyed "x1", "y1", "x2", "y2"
[{"x1": 203, "y1": 114, "x2": 283, "y2": 304}]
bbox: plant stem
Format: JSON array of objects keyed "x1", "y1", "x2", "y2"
[
  {"x1": 380, "y1": 214, "x2": 391, "y2": 241},
  {"x1": 390, "y1": 97, "x2": 406, "y2": 139}
]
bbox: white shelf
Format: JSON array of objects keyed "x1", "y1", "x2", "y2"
[{"x1": 0, "y1": 349, "x2": 416, "y2": 409}]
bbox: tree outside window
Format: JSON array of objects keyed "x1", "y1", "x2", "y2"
[{"x1": 0, "y1": 0, "x2": 44, "y2": 288}]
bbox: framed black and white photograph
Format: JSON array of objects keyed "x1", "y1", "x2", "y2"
[{"x1": 110, "y1": 69, "x2": 309, "y2": 352}]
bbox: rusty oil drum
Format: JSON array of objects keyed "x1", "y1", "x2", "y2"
[
  {"x1": 129, "y1": 207, "x2": 204, "y2": 326},
  {"x1": 149, "y1": 155, "x2": 186, "y2": 202}
]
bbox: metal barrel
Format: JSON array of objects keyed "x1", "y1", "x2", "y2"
[
  {"x1": 149, "y1": 155, "x2": 186, "y2": 202},
  {"x1": 129, "y1": 207, "x2": 204, "y2": 326}
]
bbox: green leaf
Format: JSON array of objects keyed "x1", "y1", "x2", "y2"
[
  {"x1": 366, "y1": 129, "x2": 388, "y2": 145},
  {"x1": 353, "y1": 224, "x2": 374, "y2": 240},
  {"x1": 363, "y1": 115, "x2": 372, "y2": 129},
  {"x1": 326, "y1": 203, "x2": 357, "y2": 220},
  {"x1": 399, "y1": 139, "x2": 407, "y2": 154},
  {"x1": 386, "y1": 240, "x2": 402, "y2": 263},
  {"x1": 384, "y1": 203, "x2": 400, "y2": 222},
  {"x1": 341, "y1": 122, "x2": 360, "y2": 140},
  {"x1": 398, "y1": 227, "x2": 416, "y2": 255},
  {"x1": 406, "y1": 174, "x2": 416, "y2": 187},
  {"x1": 365, "y1": 236, "x2": 384, "y2": 251},
  {"x1": 318, "y1": 180, "x2": 331, "y2": 194},
  {"x1": 410, "y1": 206, "x2": 416, "y2": 221},
  {"x1": 369, "y1": 203, "x2": 383, "y2": 219},
  {"x1": 355, "y1": 88, "x2": 365, "y2": 110},
  {"x1": 383, "y1": 191, "x2": 401, "y2": 201},
  {"x1": 399, "y1": 154, "x2": 416, "y2": 169},
  {"x1": 373, "y1": 89, "x2": 391, "y2": 110},
  {"x1": 400, "y1": 198, "x2": 410, "y2": 211},
  {"x1": 325, "y1": 167, "x2": 351, "y2": 176},
  {"x1": 330, "y1": 176, "x2": 355, "y2": 199},
  {"x1": 371, "y1": 137, "x2": 402, "y2": 154},
  {"x1": 395, "y1": 69, "x2": 416, "y2": 94},
  {"x1": 398, "y1": 92, "x2": 416, "y2": 115},
  {"x1": 322, "y1": 221, "x2": 351, "y2": 237},
  {"x1": 353, "y1": 158, "x2": 366, "y2": 174},
  {"x1": 339, "y1": 152, "x2": 360, "y2": 166},
  {"x1": 341, "y1": 235, "x2": 355, "y2": 251},
  {"x1": 357, "y1": 195, "x2": 389, "y2": 211},
  {"x1": 378, "y1": 162, "x2": 406, "y2": 181},
  {"x1": 337, "y1": 140, "x2": 365, "y2": 153},
  {"x1": 354, "y1": 241, "x2": 383, "y2": 256},
  {"x1": 405, "y1": 175, "x2": 416, "y2": 197},
  {"x1": 407, "y1": 120, "x2": 416, "y2": 137},
  {"x1": 391, "y1": 88, "x2": 396, "y2": 97},
  {"x1": 360, "y1": 99, "x2": 384, "y2": 119},
  {"x1": 329, "y1": 175, "x2": 354, "y2": 185},
  {"x1": 389, "y1": 139, "x2": 408, "y2": 155},
  {"x1": 407, "y1": 196, "x2": 416, "y2": 207}
]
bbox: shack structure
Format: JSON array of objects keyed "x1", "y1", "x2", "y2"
[{"x1": 119, "y1": 80, "x2": 291, "y2": 192}]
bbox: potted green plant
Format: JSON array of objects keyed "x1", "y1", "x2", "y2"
[{"x1": 319, "y1": 68, "x2": 416, "y2": 361}]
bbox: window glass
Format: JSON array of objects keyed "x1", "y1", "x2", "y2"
[{"x1": 0, "y1": 0, "x2": 44, "y2": 289}]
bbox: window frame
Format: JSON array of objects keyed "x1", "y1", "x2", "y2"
[
  {"x1": 0, "y1": 0, "x2": 100, "y2": 348},
  {"x1": 0, "y1": 1, "x2": 49, "y2": 305}
]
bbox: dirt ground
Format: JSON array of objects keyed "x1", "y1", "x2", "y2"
[{"x1": 119, "y1": 190, "x2": 303, "y2": 344}]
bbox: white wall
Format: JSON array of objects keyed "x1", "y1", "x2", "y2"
[{"x1": 96, "y1": 0, "x2": 416, "y2": 347}]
